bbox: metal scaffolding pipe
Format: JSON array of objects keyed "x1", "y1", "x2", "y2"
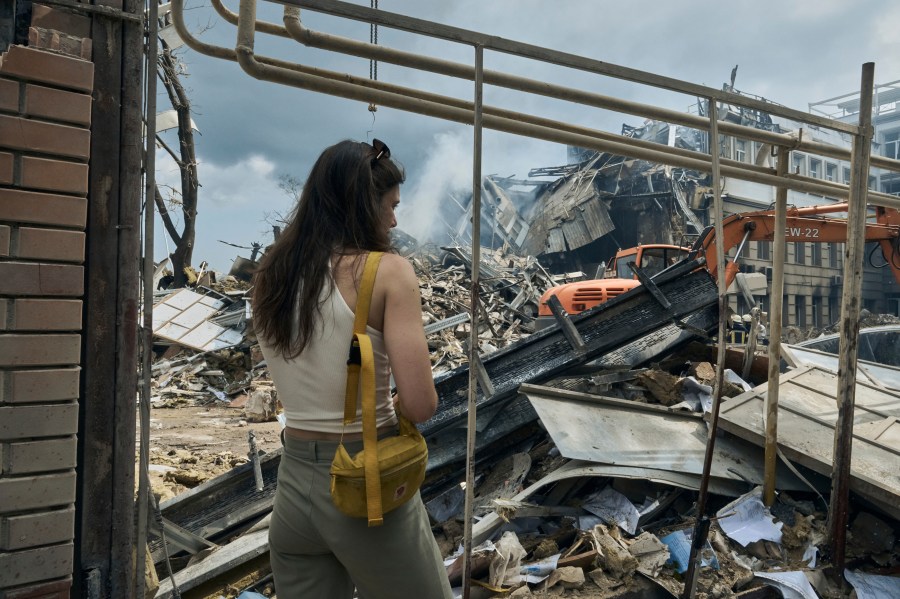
[
  {"x1": 209, "y1": 0, "x2": 900, "y2": 178},
  {"x1": 828, "y1": 62, "x2": 876, "y2": 575},
  {"x1": 764, "y1": 150, "x2": 789, "y2": 507},
  {"x1": 276, "y1": 0, "x2": 859, "y2": 134},
  {"x1": 682, "y1": 99, "x2": 729, "y2": 599},
  {"x1": 178, "y1": 1, "x2": 900, "y2": 211},
  {"x1": 462, "y1": 45, "x2": 484, "y2": 599}
]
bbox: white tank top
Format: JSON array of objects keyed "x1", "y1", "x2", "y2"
[{"x1": 259, "y1": 270, "x2": 397, "y2": 434}]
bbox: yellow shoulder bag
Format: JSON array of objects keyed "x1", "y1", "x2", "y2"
[{"x1": 329, "y1": 251, "x2": 429, "y2": 526}]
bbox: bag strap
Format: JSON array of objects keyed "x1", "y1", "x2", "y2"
[{"x1": 342, "y1": 251, "x2": 385, "y2": 526}]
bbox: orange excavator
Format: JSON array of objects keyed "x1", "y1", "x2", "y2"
[{"x1": 538, "y1": 202, "x2": 900, "y2": 321}]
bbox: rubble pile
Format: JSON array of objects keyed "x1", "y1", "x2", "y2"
[
  {"x1": 431, "y1": 440, "x2": 899, "y2": 598},
  {"x1": 410, "y1": 244, "x2": 561, "y2": 373},
  {"x1": 145, "y1": 255, "x2": 900, "y2": 599}
]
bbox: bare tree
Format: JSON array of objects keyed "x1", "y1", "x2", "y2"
[{"x1": 154, "y1": 40, "x2": 199, "y2": 288}]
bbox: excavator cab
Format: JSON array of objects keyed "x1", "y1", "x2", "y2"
[
  {"x1": 536, "y1": 244, "x2": 690, "y2": 329},
  {"x1": 614, "y1": 245, "x2": 691, "y2": 279}
]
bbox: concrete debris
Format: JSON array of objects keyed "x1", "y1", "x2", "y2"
[{"x1": 147, "y1": 250, "x2": 900, "y2": 597}]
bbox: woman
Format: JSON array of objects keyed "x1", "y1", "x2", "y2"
[{"x1": 253, "y1": 139, "x2": 453, "y2": 598}]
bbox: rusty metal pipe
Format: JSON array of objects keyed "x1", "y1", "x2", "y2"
[
  {"x1": 274, "y1": 0, "x2": 859, "y2": 135},
  {"x1": 209, "y1": 0, "x2": 897, "y2": 173},
  {"x1": 177, "y1": 0, "x2": 900, "y2": 209}
]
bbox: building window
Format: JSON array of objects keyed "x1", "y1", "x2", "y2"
[
  {"x1": 829, "y1": 242, "x2": 839, "y2": 268},
  {"x1": 792, "y1": 153, "x2": 806, "y2": 175},
  {"x1": 812, "y1": 295, "x2": 823, "y2": 328},
  {"x1": 735, "y1": 139, "x2": 747, "y2": 162},
  {"x1": 757, "y1": 240, "x2": 771, "y2": 260},
  {"x1": 843, "y1": 166, "x2": 851, "y2": 184},
  {"x1": 795, "y1": 242, "x2": 806, "y2": 265},
  {"x1": 809, "y1": 158, "x2": 821, "y2": 179},
  {"x1": 752, "y1": 141, "x2": 764, "y2": 164},
  {"x1": 825, "y1": 163, "x2": 837, "y2": 182},
  {"x1": 811, "y1": 243, "x2": 821, "y2": 267},
  {"x1": 869, "y1": 175, "x2": 877, "y2": 190},
  {"x1": 884, "y1": 130, "x2": 900, "y2": 160}
]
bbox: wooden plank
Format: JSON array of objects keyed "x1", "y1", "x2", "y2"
[
  {"x1": 76, "y1": 1, "x2": 143, "y2": 596},
  {"x1": 154, "y1": 529, "x2": 269, "y2": 599}
]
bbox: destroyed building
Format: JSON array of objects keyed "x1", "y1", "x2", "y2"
[
  {"x1": 434, "y1": 92, "x2": 900, "y2": 329},
  {"x1": 4, "y1": 0, "x2": 900, "y2": 597}
]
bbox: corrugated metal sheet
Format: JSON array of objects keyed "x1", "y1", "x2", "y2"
[
  {"x1": 580, "y1": 200, "x2": 615, "y2": 239},
  {"x1": 520, "y1": 384, "x2": 807, "y2": 491},
  {"x1": 561, "y1": 215, "x2": 592, "y2": 249},
  {"x1": 547, "y1": 227, "x2": 566, "y2": 253},
  {"x1": 718, "y1": 364, "x2": 900, "y2": 519}
]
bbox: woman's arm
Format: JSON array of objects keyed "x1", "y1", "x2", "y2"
[{"x1": 379, "y1": 254, "x2": 438, "y2": 423}]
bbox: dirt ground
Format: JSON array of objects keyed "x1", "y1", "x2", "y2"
[{"x1": 145, "y1": 402, "x2": 282, "y2": 503}]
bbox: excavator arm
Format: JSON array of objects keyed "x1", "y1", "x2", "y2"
[{"x1": 691, "y1": 203, "x2": 900, "y2": 288}]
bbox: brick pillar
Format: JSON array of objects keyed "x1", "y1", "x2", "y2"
[{"x1": 0, "y1": 19, "x2": 93, "y2": 598}]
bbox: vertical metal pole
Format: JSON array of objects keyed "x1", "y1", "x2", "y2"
[
  {"x1": 682, "y1": 99, "x2": 727, "y2": 599},
  {"x1": 827, "y1": 62, "x2": 874, "y2": 574},
  {"x1": 763, "y1": 149, "x2": 789, "y2": 506},
  {"x1": 135, "y1": 1, "x2": 159, "y2": 597},
  {"x1": 462, "y1": 43, "x2": 484, "y2": 599}
]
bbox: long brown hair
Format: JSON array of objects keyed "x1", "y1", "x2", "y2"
[{"x1": 252, "y1": 139, "x2": 405, "y2": 358}]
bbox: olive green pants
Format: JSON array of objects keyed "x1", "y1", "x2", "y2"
[{"x1": 269, "y1": 435, "x2": 453, "y2": 599}]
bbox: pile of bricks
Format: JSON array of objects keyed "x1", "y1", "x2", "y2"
[{"x1": 0, "y1": 4, "x2": 93, "y2": 597}]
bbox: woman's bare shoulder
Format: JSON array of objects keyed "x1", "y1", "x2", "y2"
[{"x1": 378, "y1": 252, "x2": 416, "y2": 278}]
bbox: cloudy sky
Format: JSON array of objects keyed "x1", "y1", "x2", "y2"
[{"x1": 155, "y1": 0, "x2": 899, "y2": 272}]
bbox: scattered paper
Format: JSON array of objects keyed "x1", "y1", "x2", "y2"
[
  {"x1": 754, "y1": 571, "x2": 818, "y2": 599},
  {"x1": 520, "y1": 553, "x2": 560, "y2": 583},
  {"x1": 659, "y1": 528, "x2": 719, "y2": 574},
  {"x1": 680, "y1": 376, "x2": 712, "y2": 413},
  {"x1": 716, "y1": 487, "x2": 783, "y2": 547},
  {"x1": 582, "y1": 486, "x2": 640, "y2": 534},
  {"x1": 845, "y1": 569, "x2": 900, "y2": 599},
  {"x1": 489, "y1": 531, "x2": 526, "y2": 587},
  {"x1": 801, "y1": 543, "x2": 817, "y2": 568}
]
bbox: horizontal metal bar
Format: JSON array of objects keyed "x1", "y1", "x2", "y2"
[
  {"x1": 274, "y1": 0, "x2": 860, "y2": 135},
  {"x1": 180, "y1": 0, "x2": 900, "y2": 211},
  {"x1": 39, "y1": 0, "x2": 143, "y2": 22}
]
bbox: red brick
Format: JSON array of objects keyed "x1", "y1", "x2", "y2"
[
  {"x1": 31, "y1": 4, "x2": 92, "y2": 38},
  {"x1": 20, "y1": 156, "x2": 88, "y2": 195},
  {"x1": 0, "y1": 225, "x2": 9, "y2": 256},
  {"x1": 0, "y1": 334, "x2": 81, "y2": 366},
  {"x1": 0, "y1": 368, "x2": 80, "y2": 404},
  {"x1": 0, "y1": 189, "x2": 87, "y2": 228},
  {"x1": 0, "y1": 576, "x2": 71, "y2": 599},
  {"x1": 0, "y1": 45, "x2": 93, "y2": 93},
  {"x1": 0, "y1": 78, "x2": 17, "y2": 113},
  {"x1": 11, "y1": 299, "x2": 82, "y2": 331},
  {"x1": 16, "y1": 228, "x2": 85, "y2": 262},
  {"x1": 28, "y1": 27, "x2": 92, "y2": 62},
  {"x1": 0, "y1": 114, "x2": 90, "y2": 161},
  {"x1": 0, "y1": 152, "x2": 12, "y2": 184},
  {"x1": 0, "y1": 262, "x2": 84, "y2": 296},
  {"x1": 24, "y1": 83, "x2": 91, "y2": 126}
]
